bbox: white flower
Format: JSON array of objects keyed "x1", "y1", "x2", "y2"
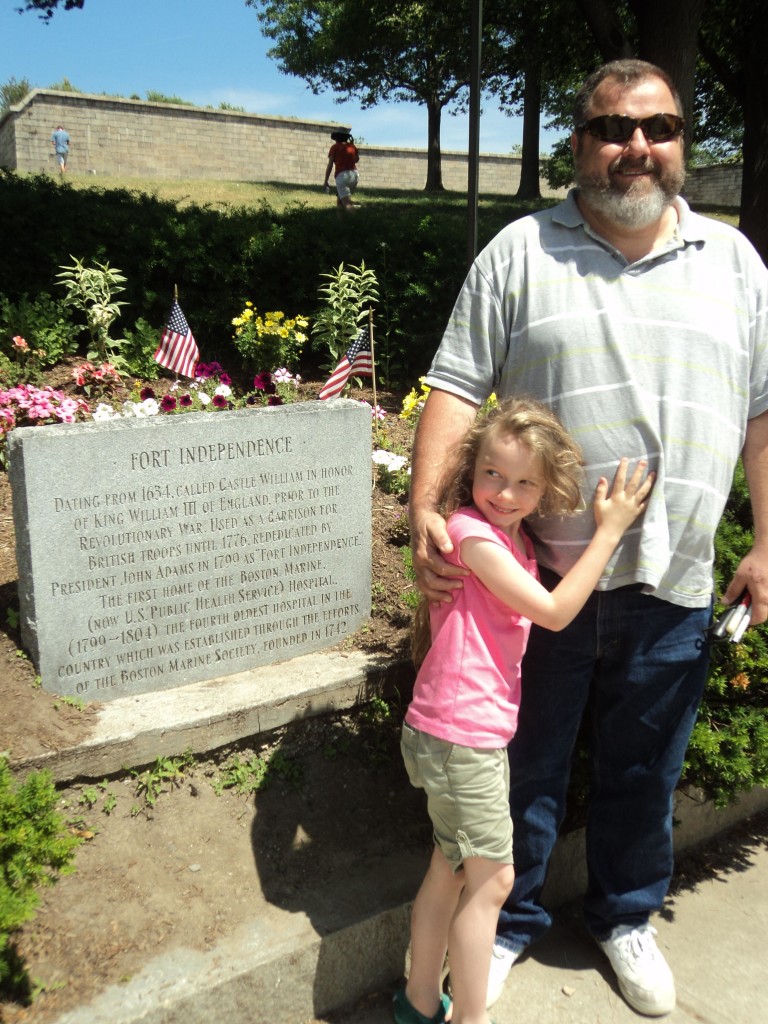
[
  {"x1": 93, "y1": 403, "x2": 120, "y2": 421},
  {"x1": 372, "y1": 449, "x2": 409, "y2": 472},
  {"x1": 198, "y1": 392, "x2": 211, "y2": 406},
  {"x1": 123, "y1": 398, "x2": 159, "y2": 418},
  {"x1": 139, "y1": 398, "x2": 159, "y2": 417},
  {"x1": 214, "y1": 383, "x2": 232, "y2": 398}
]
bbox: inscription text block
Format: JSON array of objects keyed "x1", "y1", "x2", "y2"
[{"x1": 8, "y1": 401, "x2": 371, "y2": 700}]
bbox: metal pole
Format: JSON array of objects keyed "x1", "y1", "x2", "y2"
[{"x1": 467, "y1": 0, "x2": 483, "y2": 268}]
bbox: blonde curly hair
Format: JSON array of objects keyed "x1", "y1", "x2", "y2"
[{"x1": 411, "y1": 395, "x2": 585, "y2": 667}]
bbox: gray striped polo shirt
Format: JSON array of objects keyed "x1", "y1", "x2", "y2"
[{"x1": 425, "y1": 190, "x2": 768, "y2": 607}]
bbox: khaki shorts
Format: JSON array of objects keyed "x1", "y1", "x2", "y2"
[
  {"x1": 401, "y1": 722, "x2": 514, "y2": 871},
  {"x1": 335, "y1": 169, "x2": 359, "y2": 199}
]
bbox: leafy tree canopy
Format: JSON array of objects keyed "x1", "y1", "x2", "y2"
[
  {"x1": 17, "y1": 0, "x2": 85, "y2": 19},
  {"x1": 249, "y1": 0, "x2": 479, "y2": 112}
]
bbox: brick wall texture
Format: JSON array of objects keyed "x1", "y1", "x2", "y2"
[
  {"x1": 0, "y1": 89, "x2": 741, "y2": 206},
  {"x1": 1, "y1": 89, "x2": 557, "y2": 195}
]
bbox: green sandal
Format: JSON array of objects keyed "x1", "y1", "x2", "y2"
[{"x1": 392, "y1": 987, "x2": 451, "y2": 1024}]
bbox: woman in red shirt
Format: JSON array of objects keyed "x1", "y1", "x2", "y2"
[{"x1": 323, "y1": 131, "x2": 359, "y2": 210}]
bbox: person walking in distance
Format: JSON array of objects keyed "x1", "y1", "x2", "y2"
[
  {"x1": 50, "y1": 124, "x2": 70, "y2": 175},
  {"x1": 324, "y1": 130, "x2": 359, "y2": 210}
]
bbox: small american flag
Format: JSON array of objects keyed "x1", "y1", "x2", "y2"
[
  {"x1": 318, "y1": 328, "x2": 373, "y2": 400},
  {"x1": 154, "y1": 298, "x2": 200, "y2": 379}
]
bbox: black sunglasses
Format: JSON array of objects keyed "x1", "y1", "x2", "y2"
[{"x1": 577, "y1": 113, "x2": 685, "y2": 144}]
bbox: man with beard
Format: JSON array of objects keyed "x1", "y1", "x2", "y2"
[{"x1": 409, "y1": 60, "x2": 768, "y2": 1017}]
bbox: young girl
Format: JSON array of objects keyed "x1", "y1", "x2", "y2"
[{"x1": 395, "y1": 396, "x2": 653, "y2": 1024}]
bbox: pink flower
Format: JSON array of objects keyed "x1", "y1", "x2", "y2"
[
  {"x1": 27, "y1": 400, "x2": 53, "y2": 420},
  {"x1": 12, "y1": 336, "x2": 28, "y2": 351},
  {"x1": 161, "y1": 395, "x2": 177, "y2": 412},
  {"x1": 212, "y1": 394, "x2": 229, "y2": 409},
  {"x1": 360, "y1": 399, "x2": 387, "y2": 419},
  {"x1": 57, "y1": 398, "x2": 80, "y2": 419}
]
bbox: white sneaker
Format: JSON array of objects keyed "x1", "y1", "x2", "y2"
[
  {"x1": 486, "y1": 943, "x2": 520, "y2": 1008},
  {"x1": 597, "y1": 924, "x2": 676, "y2": 1016}
]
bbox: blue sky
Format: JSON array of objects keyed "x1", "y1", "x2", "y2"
[{"x1": 2, "y1": 0, "x2": 560, "y2": 154}]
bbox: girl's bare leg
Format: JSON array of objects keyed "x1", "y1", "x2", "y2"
[
  {"x1": 405, "y1": 845, "x2": 465, "y2": 1017},
  {"x1": 448, "y1": 857, "x2": 515, "y2": 1024}
]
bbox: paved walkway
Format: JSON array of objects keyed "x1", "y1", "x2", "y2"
[{"x1": 316, "y1": 811, "x2": 768, "y2": 1024}]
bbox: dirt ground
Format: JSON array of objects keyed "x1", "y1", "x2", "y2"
[{"x1": 0, "y1": 365, "x2": 423, "y2": 1023}]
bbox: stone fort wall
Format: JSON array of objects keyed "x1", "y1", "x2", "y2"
[
  {"x1": 0, "y1": 88, "x2": 561, "y2": 196},
  {"x1": 0, "y1": 89, "x2": 741, "y2": 206}
]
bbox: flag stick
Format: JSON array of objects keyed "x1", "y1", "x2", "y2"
[
  {"x1": 368, "y1": 307, "x2": 378, "y2": 416},
  {"x1": 368, "y1": 307, "x2": 380, "y2": 489}
]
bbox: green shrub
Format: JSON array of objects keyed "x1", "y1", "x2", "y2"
[
  {"x1": 121, "y1": 316, "x2": 163, "y2": 380},
  {"x1": 0, "y1": 292, "x2": 79, "y2": 370},
  {"x1": 1, "y1": 76, "x2": 32, "y2": 116},
  {"x1": 683, "y1": 461, "x2": 768, "y2": 804},
  {"x1": 0, "y1": 756, "x2": 80, "y2": 995},
  {"x1": 541, "y1": 136, "x2": 575, "y2": 191},
  {"x1": 145, "y1": 90, "x2": 192, "y2": 106},
  {"x1": 0, "y1": 172, "x2": 533, "y2": 386},
  {"x1": 0, "y1": 351, "x2": 25, "y2": 388}
]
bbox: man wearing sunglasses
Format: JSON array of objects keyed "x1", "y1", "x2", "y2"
[{"x1": 409, "y1": 59, "x2": 768, "y2": 1017}]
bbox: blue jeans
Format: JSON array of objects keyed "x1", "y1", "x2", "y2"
[{"x1": 497, "y1": 572, "x2": 712, "y2": 950}]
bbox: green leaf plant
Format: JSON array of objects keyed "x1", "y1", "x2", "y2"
[
  {"x1": 311, "y1": 260, "x2": 379, "y2": 371},
  {"x1": 56, "y1": 256, "x2": 130, "y2": 371}
]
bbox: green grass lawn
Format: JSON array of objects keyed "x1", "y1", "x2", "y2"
[
  {"x1": 64, "y1": 175, "x2": 502, "y2": 214},
  {"x1": 63, "y1": 172, "x2": 740, "y2": 227}
]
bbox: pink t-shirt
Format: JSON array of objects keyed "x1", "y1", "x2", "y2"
[{"x1": 406, "y1": 506, "x2": 538, "y2": 748}]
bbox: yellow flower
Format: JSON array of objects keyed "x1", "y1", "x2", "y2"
[{"x1": 400, "y1": 379, "x2": 432, "y2": 420}]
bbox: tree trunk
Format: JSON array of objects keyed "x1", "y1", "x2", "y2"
[
  {"x1": 738, "y1": 10, "x2": 768, "y2": 263},
  {"x1": 516, "y1": 67, "x2": 542, "y2": 200},
  {"x1": 631, "y1": 0, "x2": 705, "y2": 162},
  {"x1": 424, "y1": 97, "x2": 445, "y2": 191},
  {"x1": 575, "y1": 0, "x2": 634, "y2": 60}
]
